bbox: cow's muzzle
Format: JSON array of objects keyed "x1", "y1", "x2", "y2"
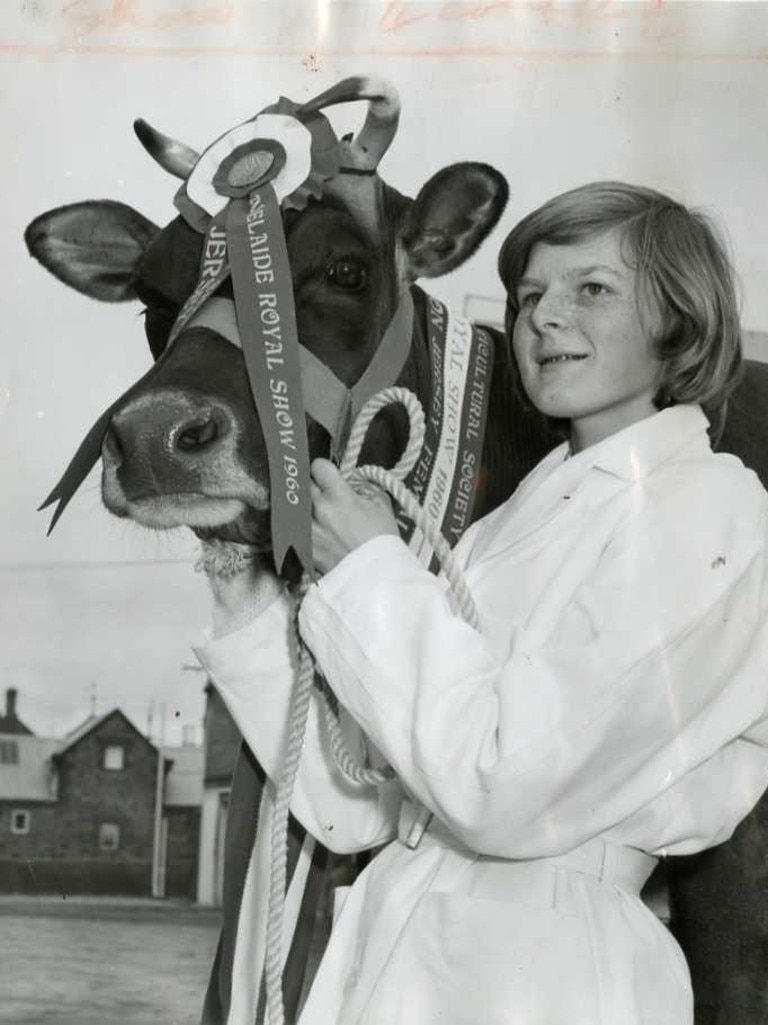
[{"x1": 100, "y1": 389, "x2": 270, "y2": 537}]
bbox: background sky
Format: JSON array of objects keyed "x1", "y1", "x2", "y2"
[{"x1": 2, "y1": 1, "x2": 768, "y2": 744}]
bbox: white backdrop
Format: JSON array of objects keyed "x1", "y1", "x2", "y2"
[{"x1": 2, "y1": 1, "x2": 767, "y2": 741}]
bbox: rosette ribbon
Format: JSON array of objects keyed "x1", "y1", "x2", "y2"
[{"x1": 170, "y1": 104, "x2": 335, "y2": 575}]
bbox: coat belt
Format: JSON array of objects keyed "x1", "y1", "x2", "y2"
[{"x1": 397, "y1": 798, "x2": 658, "y2": 897}]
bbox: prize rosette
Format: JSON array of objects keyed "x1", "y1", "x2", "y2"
[
  {"x1": 169, "y1": 100, "x2": 343, "y2": 576},
  {"x1": 175, "y1": 97, "x2": 341, "y2": 228},
  {"x1": 188, "y1": 115, "x2": 308, "y2": 213}
]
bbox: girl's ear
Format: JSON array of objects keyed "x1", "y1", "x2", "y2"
[
  {"x1": 399, "y1": 163, "x2": 509, "y2": 280},
  {"x1": 25, "y1": 200, "x2": 159, "y2": 302}
]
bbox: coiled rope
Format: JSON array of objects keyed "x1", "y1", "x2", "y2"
[{"x1": 262, "y1": 386, "x2": 480, "y2": 1025}]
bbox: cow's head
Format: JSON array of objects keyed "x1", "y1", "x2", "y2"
[{"x1": 25, "y1": 77, "x2": 508, "y2": 569}]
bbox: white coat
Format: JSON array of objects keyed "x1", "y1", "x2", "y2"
[{"x1": 196, "y1": 405, "x2": 768, "y2": 1025}]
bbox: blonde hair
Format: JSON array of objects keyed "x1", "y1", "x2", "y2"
[{"x1": 498, "y1": 182, "x2": 743, "y2": 439}]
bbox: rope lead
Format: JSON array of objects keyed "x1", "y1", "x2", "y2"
[{"x1": 264, "y1": 387, "x2": 479, "y2": 1024}]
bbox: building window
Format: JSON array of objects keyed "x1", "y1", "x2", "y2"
[
  {"x1": 103, "y1": 745, "x2": 124, "y2": 771},
  {"x1": 99, "y1": 823, "x2": 120, "y2": 851},
  {"x1": 0, "y1": 741, "x2": 19, "y2": 765},
  {"x1": 11, "y1": 810, "x2": 30, "y2": 835}
]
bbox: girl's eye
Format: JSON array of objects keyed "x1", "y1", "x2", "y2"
[
  {"x1": 326, "y1": 258, "x2": 368, "y2": 292},
  {"x1": 518, "y1": 292, "x2": 541, "y2": 309},
  {"x1": 583, "y1": 282, "x2": 609, "y2": 298}
]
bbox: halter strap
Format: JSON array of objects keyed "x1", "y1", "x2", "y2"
[{"x1": 186, "y1": 292, "x2": 415, "y2": 457}]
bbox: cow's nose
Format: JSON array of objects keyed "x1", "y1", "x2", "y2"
[
  {"x1": 103, "y1": 393, "x2": 234, "y2": 501},
  {"x1": 107, "y1": 399, "x2": 226, "y2": 463}
]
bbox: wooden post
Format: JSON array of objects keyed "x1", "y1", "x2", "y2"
[{"x1": 151, "y1": 702, "x2": 166, "y2": 898}]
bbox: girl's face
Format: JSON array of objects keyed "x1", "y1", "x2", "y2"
[{"x1": 512, "y1": 229, "x2": 664, "y2": 453}]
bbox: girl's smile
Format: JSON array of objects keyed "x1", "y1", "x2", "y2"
[{"x1": 512, "y1": 230, "x2": 664, "y2": 452}]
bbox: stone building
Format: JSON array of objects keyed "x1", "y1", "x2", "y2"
[{"x1": 0, "y1": 692, "x2": 203, "y2": 897}]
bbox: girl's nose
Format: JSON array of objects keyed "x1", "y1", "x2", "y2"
[{"x1": 531, "y1": 289, "x2": 569, "y2": 331}]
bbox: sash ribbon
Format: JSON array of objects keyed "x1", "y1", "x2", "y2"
[{"x1": 226, "y1": 185, "x2": 314, "y2": 575}]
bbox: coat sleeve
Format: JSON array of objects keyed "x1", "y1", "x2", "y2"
[
  {"x1": 298, "y1": 466, "x2": 768, "y2": 859},
  {"x1": 193, "y1": 591, "x2": 402, "y2": 854}
]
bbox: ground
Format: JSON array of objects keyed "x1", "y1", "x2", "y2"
[{"x1": 0, "y1": 896, "x2": 221, "y2": 1025}]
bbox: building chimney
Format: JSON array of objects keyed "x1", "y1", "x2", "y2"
[{"x1": 6, "y1": 688, "x2": 17, "y2": 719}]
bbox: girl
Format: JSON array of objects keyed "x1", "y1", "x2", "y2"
[{"x1": 196, "y1": 182, "x2": 768, "y2": 1024}]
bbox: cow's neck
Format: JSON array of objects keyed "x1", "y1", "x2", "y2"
[{"x1": 475, "y1": 328, "x2": 563, "y2": 519}]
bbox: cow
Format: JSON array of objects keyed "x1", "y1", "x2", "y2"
[
  {"x1": 24, "y1": 76, "x2": 558, "y2": 1023},
  {"x1": 23, "y1": 75, "x2": 768, "y2": 1025}
]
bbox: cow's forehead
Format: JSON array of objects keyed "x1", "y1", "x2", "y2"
[
  {"x1": 134, "y1": 178, "x2": 408, "y2": 360},
  {"x1": 287, "y1": 184, "x2": 406, "y2": 265},
  {"x1": 139, "y1": 179, "x2": 406, "y2": 306},
  {"x1": 322, "y1": 173, "x2": 399, "y2": 236}
]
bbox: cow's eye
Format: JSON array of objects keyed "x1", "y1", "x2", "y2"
[{"x1": 326, "y1": 258, "x2": 368, "y2": 292}]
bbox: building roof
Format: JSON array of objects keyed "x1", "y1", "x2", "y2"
[
  {"x1": 57, "y1": 708, "x2": 157, "y2": 759},
  {"x1": 162, "y1": 744, "x2": 204, "y2": 807},
  {"x1": 0, "y1": 729, "x2": 203, "y2": 808},
  {"x1": 0, "y1": 714, "x2": 33, "y2": 736},
  {"x1": 58, "y1": 712, "x2": 102, "y2": 750},
  {"x1": 0, "y1": 733, "x2": 59, "y2": 801},
  {"x1": 0, "y1": 689, "x2": 33, "y2": 736}
]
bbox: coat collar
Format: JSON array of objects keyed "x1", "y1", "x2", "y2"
[
  {"x1": 580, "y1": 404, "x2": 711, "y2": 482},
  {"x1": 467, "y1": 404, "x2": 712, "y2": 569}
]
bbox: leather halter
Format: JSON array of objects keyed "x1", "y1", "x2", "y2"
[{"x1": 186, "y1": 293, "x2": 415, "y2": 459}]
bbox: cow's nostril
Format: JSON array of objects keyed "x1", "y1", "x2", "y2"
[{"x1": 175, "y1": 418, "x2": 219, "y2": 452}]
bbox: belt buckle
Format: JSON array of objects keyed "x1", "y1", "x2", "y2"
[{"x1": 399, "y1": 800, "x2": 433, "y2": 850}]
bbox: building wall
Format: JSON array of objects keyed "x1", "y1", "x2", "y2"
[
  {"x1": 744, "y1": 331, "x2": 768, "y2": 364},
  {"x1": 0, "y1": 713, "x2": 159, "y2": 895},
  {"x1": 197, "y1": 685, "x2": 240, "y2": 906},
  {"x1": 197, "y1": 786, "x2": 229, "y2": 907},
  {"x1": 0, "y1": 801, "x2": 63, "y2": 892},
  {"x1": 204, "y1": 685, "x2": 241, "y2": 786},
  {"x1": 164, "y1": 805, "x2": 201, "y2": 899},
  {"x1": 56, "y1": 714, "x2": 157, "y2": 861}
]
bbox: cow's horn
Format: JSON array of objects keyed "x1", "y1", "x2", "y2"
[
  {"x1": 134, "y1": 119, "x2": 199, "y2": 180},
  {"x1": 298, "y1": 76, "x2": 400, "y2": 171}
]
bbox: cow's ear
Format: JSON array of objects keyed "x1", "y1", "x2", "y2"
[
  {"x1": 400, "y1": 163, "x2": 509, "y2": 280},
  {"x1": 25, "y1": 200, "x2": 160, "y2": 302}
]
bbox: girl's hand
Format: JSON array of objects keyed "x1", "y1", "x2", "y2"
[{"x1": 311, "y1": 458, "x2": 399, "y2": 575}]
